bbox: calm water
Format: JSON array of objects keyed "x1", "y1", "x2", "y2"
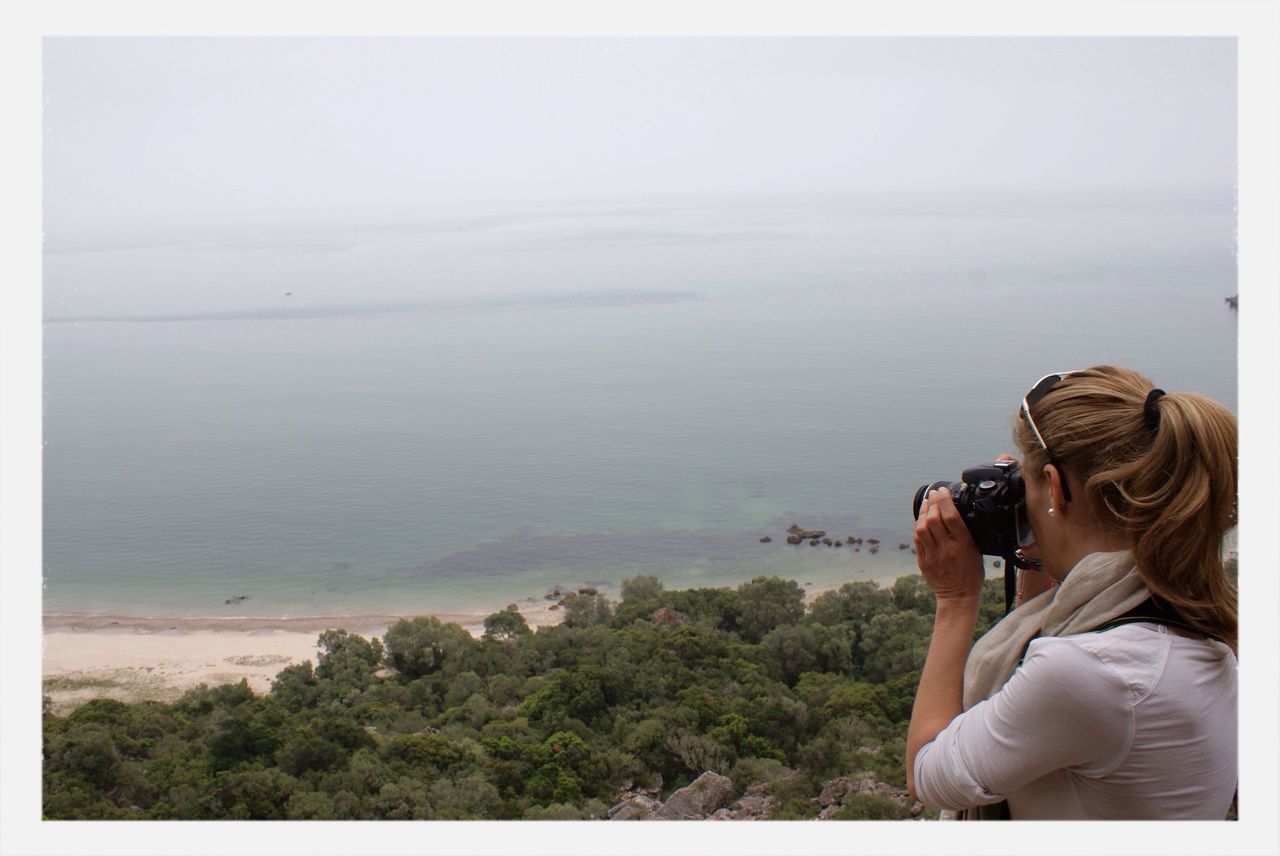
[{"x1": 43, "y1": 192, "x2": 1237, "y2": 617}]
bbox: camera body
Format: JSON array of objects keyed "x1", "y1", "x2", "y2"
[{"x1": 912, "y1": 459, "x2": 1030, "y2": 558}]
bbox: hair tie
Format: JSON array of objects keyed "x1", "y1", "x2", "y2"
[{"x1": 1143, "y1": 388, "x2": 1166, "y2": 433}]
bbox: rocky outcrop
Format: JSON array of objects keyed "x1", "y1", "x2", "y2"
[
  {"x1": 607, "y1": 770, "x2": 922, "y2": 821},
  {"x1": 811, "y1": 773, "x2": 923, "y2": 819},
  {"x1": 649, "y1": 606, "x2": 687, "y2": 626},
  {"x1": 709, "y1": 782, "x2": 779, "y2": 821},
  {"x1": 656, "y1": 772, "x2": 734, "y2": 819},
  {"x1": 786, "y1": 524, "x2": 826, "y2": 540},
  {"x1": 758, "y1": 536, "x2": 772, "y2": 543},
  {"x1": 608, "y1": 794, "x2": 662, "y2": 820},
  {"x1": 608, "y1": 772, "x2": 732, "y2": 820}
]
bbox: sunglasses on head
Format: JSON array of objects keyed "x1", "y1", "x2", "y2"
[{"x1": 1019, "y1": 371, "x2": 1084, "y2": 504}]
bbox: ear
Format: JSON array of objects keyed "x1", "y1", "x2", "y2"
[{"x1": 1042, "y1": 464, "x2": 1071, "y2": 513}]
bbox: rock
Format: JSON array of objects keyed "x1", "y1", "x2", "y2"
[
  {"x1": 816, "y1": 777, "x2": 858, "y2": 807},
  {"x1": 505, "y1": 603, "x2": 519, "y2": 611},
  {"x1": 867, "y1": 537, "x2": 880, "y2": 545},
  {"x1": 758, "y1": 536, "x2": 772, "y2": 543},
  {"x1": 910, "y1": 801, "x2": 924, "y2": 817},
  {"x1": 548, "y1": 604, "x2": 560, "y2": 611},
  {"x1": 650, "y1": 606, "x2": 686, "y2": 626},
  {"x1": 809, "y1": 539, "x2": 820, "y2": 546},
  {"x1": 725, "y1": 793, "x2": 774, "y2": 820},
  {"x1": 608, "y1": 794, "x2": 661, "y2": 820},
  {"x1": 898, "y1": 543, "x2": 909, "y2": 550},
  {"x1": 544, "y1": 586, "x2": 562, "y2": 601},
  {"x1": 811, "y1": 774, "x2": 914, "y2": 818},
  {"x1": 845, "y1": 536, "x2": 856, "y2": 544},
  {"x1": 869, "y1": 545, "x2": 879, "y2": 554},
  {"x1": 578, "y1": 586, "x2": 598, "y2": 595},
  {"x1": 787, "y1": 524, "x2": 826, "y2": 539},
  {"x1": 833, "y1": 540, "x2": 842, "y2": 547},
  {"x1": 656, "y1": 771, "x2": 734, "y2": 819},
  {"x1": 786, "y1": 534, "x2": 803, "y2": 544}
]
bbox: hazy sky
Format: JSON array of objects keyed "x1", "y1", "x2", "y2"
[{"x1": 43, "y1": 37, "x2": 1235, "y2": 229}]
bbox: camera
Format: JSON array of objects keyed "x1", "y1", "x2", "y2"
[{"x1": 912, "y1": 460, "x2": 1033, "y2": 558}]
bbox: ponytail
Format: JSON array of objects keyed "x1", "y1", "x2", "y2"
[{"x1": 1015, "y1": 366, "x2": 1238, "y2": 651}]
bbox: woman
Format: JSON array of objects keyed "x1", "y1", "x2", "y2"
[{"x1": 905, "y1": 365, "x2": 1238, "y2": 820}]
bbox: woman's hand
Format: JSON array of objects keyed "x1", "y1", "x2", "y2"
[{"x1": 913, "y1": 486, "x2": 985, "y2": 602}]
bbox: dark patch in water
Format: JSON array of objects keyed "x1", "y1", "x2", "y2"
[
  {"x1": 410, "y1": 529, "x2": 761, "y2": 580},
  {"x1": 45, "y1": 290, "x2": 701, "y2": 324}
]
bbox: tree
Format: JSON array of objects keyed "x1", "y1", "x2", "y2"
[
  {"x1": 621, "y1": 574, "x2": 664, "y2": 603},
  {"x1": 373, "y1": 777, "x2": 434, "y2": 819},
  {"x1": 382, "y1": 616, "x2": 476, "y2": 679},
  {"x1": 429, "y1": 771, "x2": 502, "y2": 818},
  {"x1": 761, "y1": 624, "x2": 822, "y2": 686},
  {"x1": 857, "y1": 610, "x2": 931, "y2": 684},
  {"x1": 212, "y1": 766, "x2": 301, "y2": 819},
  {"x1": 809, "y1": 581, "x2": 895, "y2": 628},
  {"x1": 315, "y1": 629, "x2": 384, "y2": 689},
  {"x1": 483, "y1": 606, "x2": 531, "y2": 642},
  {"x1": 270, "y1": 661, "x2": 319, "y2": 712},
  {"x1": 563, "y1": 592, "x2": 613, "y2": 628},
  {"x1": 890, "y1": 575, "x2": 936, "y2": 616},
  {"x1": 736, "y1": 576, "x2": 805, "y2": 643}
]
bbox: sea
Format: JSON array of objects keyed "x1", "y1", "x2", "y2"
[{"x1": 42, "y1": 191, "x2": 1238, "y2": 618}]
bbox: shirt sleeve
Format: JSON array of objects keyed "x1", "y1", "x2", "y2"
[{"x1": 913, "y1": 636, "x2": 1136, "y2": 811}]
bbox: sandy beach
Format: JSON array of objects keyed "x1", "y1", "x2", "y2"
[
  {"x1": 41, "y1": 580, "x2": 880, "y2": 714},
  {"x1": 41, "y1": 600, "x2": 569, "y2": 714}
]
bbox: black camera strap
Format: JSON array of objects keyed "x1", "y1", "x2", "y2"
[
  {"x1": 1012, "y1": 594, "x2": 1213, "y2": 678},
  {"x1": 1087, "y1": 595, "x2": 1220, "y2": 643}
]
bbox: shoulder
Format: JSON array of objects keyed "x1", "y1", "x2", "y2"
[{"x1": 1021, "y1": 626, "x2": 1167, "y2": 706}]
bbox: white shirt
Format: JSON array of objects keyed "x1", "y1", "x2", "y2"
[{"x1": 914, "y1": 622, "x2": 1238, "y2": 819}]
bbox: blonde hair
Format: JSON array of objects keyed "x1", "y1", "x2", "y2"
[{"x1": 1013, "y1": 365, "x2": 1238, "y2": 651}]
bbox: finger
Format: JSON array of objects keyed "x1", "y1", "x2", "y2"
[
  {"x1": 995, "y1": 453, "x2": 1017, "y2": 463},
  {"x1": 924, "y1": 493, "x2": 953, "y2": 539},
  {"x1": 933, "y1": 487, "x2": 966, "y2": 535},
  {"x1": 914, "y1": 493, "x2": 940, "y2": 551}
]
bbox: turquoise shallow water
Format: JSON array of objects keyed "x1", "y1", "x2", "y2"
[{"x1": 42, "y1": 192, "x2": 1237, "y2": 617}]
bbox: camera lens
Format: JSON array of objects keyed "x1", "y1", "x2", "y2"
[{"x1": 912, "y1": 480, "x2": 956, "y2": 519}]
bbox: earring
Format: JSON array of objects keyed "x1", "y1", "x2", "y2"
[{"x1": 1047, "y1": 507, "x2": 1056, "y2": 516}]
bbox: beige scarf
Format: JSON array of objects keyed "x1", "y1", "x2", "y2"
[
  {"x1": 964, "y1": 550, "x2": 1147, "y2": 708},
  {"x1": 948, "y1": 551, "x2": 1148, "y2": 820}
]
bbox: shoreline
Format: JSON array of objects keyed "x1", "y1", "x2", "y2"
[{"x1": 42, "y1": 571, "x2": 921, "y2": 715}]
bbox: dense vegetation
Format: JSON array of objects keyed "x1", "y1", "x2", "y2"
[{"x1": 43, "y1": 574, "x2": 1009, "y2": 820}]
